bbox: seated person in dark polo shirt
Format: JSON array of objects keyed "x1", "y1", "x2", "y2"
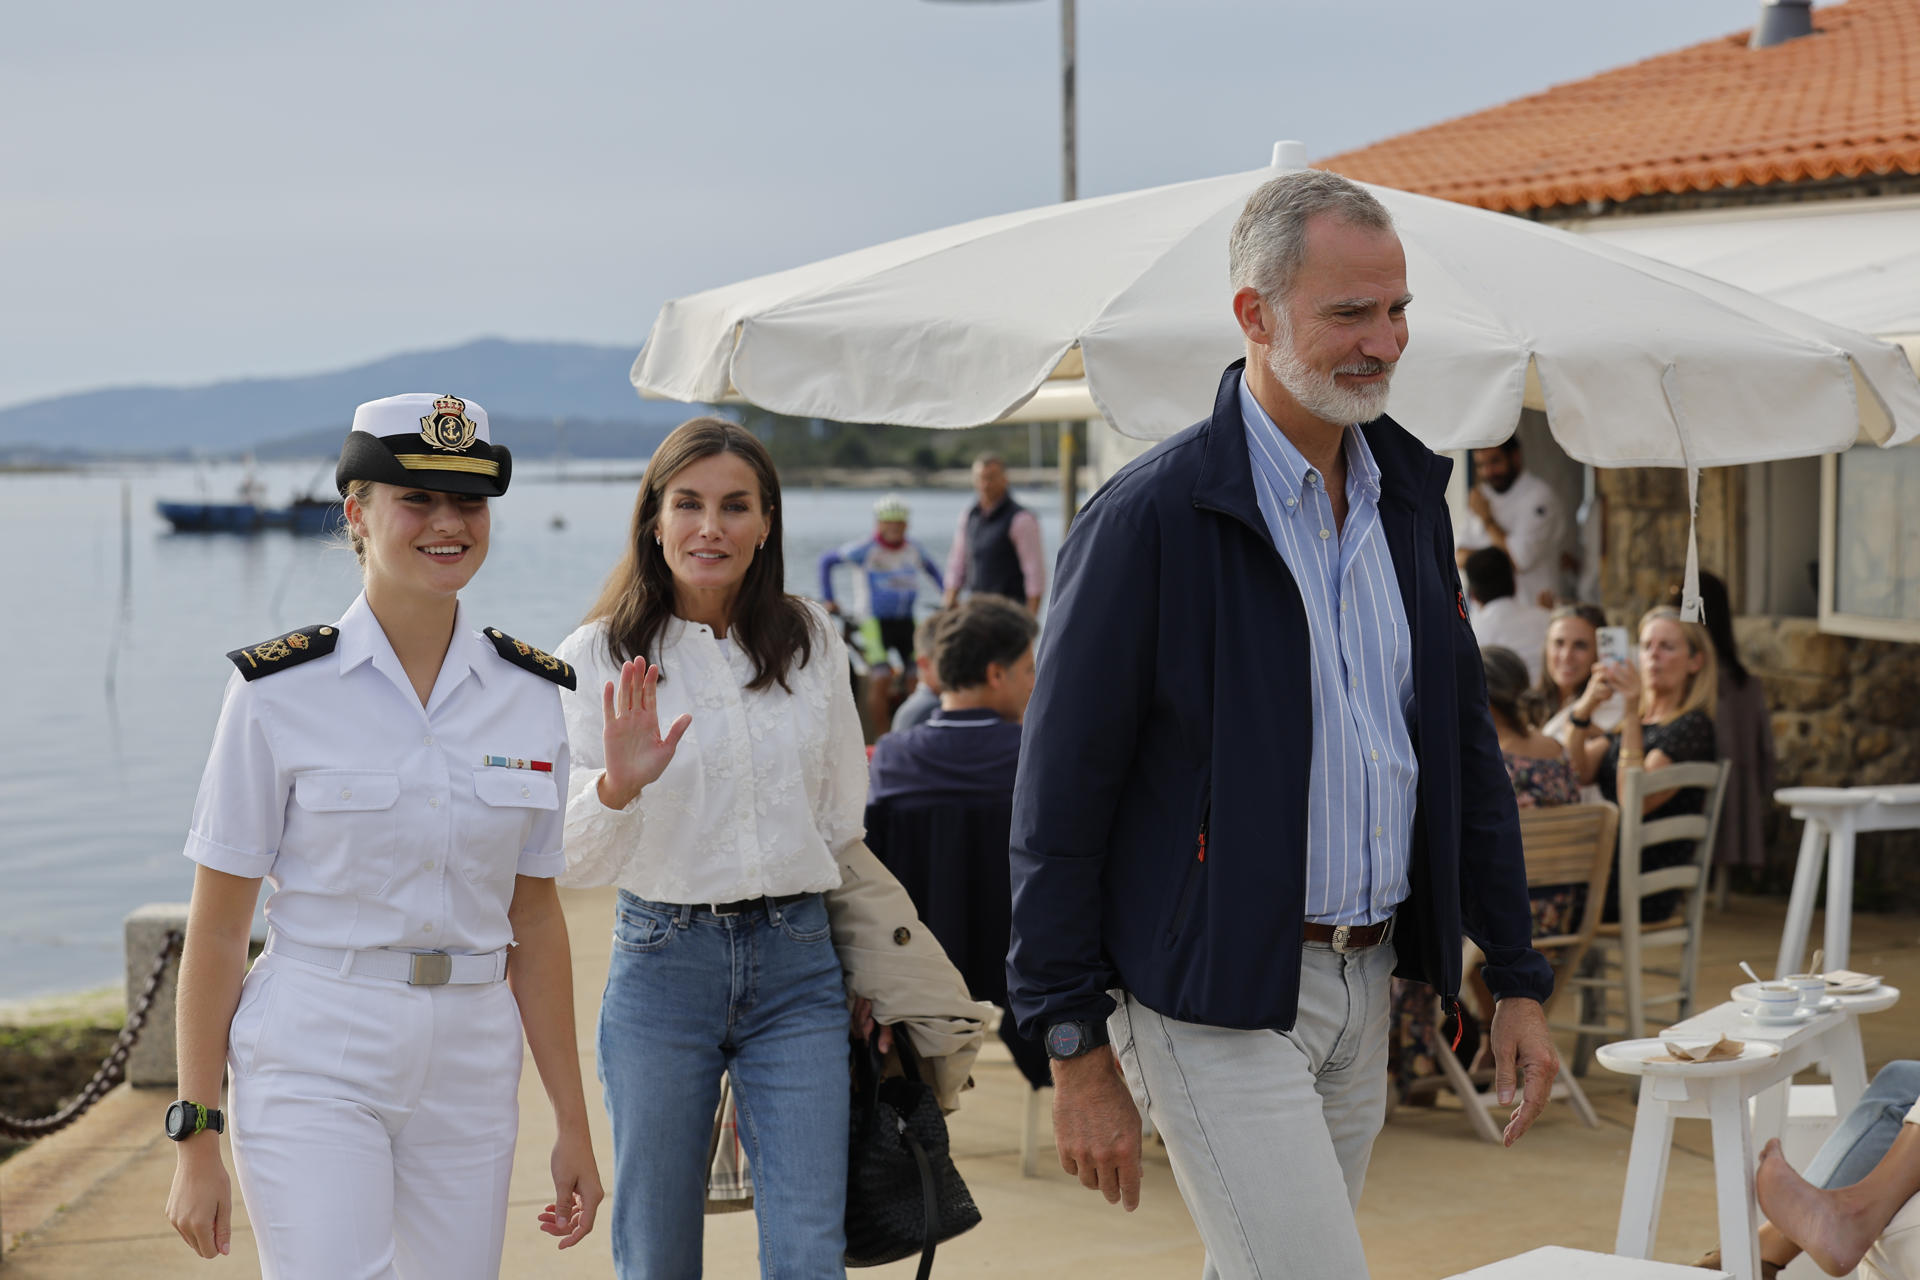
[
  {"x1": 869, "y1": 596, "x2": 1037, "y2": 802},
  {"x1": 868, "y1": 594, "x2": 1044, "y2": 1084}
]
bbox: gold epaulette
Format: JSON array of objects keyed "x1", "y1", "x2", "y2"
[
  {"x1": 226, "y1": 624, "x2": 338, "y2": 680},
  {"x1": 484, "y1": 628, "x2": 576, "y2": 690}
]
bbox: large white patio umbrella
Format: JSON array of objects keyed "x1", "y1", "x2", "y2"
[{"x1": 634, "y1": 143, "x2": 1920, "y2": 469}]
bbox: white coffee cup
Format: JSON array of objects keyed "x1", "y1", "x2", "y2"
[
  {"x1": 1749, "y1": 982, "x2": 1801, "y2": 1021},
  {"x1": 1782, "y1": 973, "x2": 1827, "y2": 1010}
]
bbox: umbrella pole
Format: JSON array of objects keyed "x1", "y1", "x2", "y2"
[
  {"x1": 1059, "y1": 420, "x2": 1080, "y2": 531},
  {"x1": 1058, "y1": 0, "x2": 1078, "y2": 532}
]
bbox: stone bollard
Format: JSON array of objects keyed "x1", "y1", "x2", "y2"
[{"x1": 124, "y1": 903, "x2": 188, "y2": 1089}]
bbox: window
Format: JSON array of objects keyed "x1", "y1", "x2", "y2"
[{"x1": 1821, "y1": 443, "x2": 1920, "y2": 642}]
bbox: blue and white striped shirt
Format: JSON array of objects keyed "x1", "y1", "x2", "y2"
[{"x1": 1239, "y1": 377, "x2": 1418, "y2": 926}]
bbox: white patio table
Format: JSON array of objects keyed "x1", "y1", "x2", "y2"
[
  {"x1": 1597, "y1": 986, "x2": 1899, "y2": 1280},
  {"x1": 1775, "y1": 785, "x2": 1920, "y2": 977}
]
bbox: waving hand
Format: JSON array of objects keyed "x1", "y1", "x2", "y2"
[{"x1": 596, "y1": 657, "x2": 692, "y2": 810}]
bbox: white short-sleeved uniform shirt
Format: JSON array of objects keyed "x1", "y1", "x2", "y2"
[
  {"x1": 554, "y1": 603, "x2": 867, "y2": 905},
  {"x1": 183, "y1": 592, "x2": 570, "y2": 955}
]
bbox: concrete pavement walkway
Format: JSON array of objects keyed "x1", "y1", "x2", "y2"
[{"x1": 5, "y1": 890, "x2": 1918, "y2": 1277}]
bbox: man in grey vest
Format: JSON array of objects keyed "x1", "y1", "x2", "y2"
[{"x1": 943, "y1": 453, "x2": 1046, "y2": 614}]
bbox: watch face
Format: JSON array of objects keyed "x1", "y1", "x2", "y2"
[
  {"x1": 1046, "y1": 1022, "x2": 1085, "y2": 1059},
  {"x1": 165, "y1": 1101, "x2": 189, "y2": 1138}
]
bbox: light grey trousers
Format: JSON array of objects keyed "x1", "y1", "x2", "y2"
[{"x1": 1110, "y1": 939, "x2": 1396, "y2": 1280}]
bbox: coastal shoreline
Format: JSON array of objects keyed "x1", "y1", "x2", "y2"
[{"x1": 544, "y1": 464, "x2": 1065, "y2": 489}]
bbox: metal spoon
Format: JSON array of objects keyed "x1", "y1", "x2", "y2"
[
  {"x1": 1810, "y1": 948, "x2": 1825, "y2": 976},
  {"x1": 1740, "y1": 960, "x2": 1764, "y2": 987}
]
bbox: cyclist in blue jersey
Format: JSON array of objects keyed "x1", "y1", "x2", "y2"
[{"x1": 820, "y1": 494, "x2": 944, "y2": 733}]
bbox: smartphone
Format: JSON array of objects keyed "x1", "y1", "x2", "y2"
[{"x1": 1596, "y1": 626, "x2": 1631, "y2": 668}]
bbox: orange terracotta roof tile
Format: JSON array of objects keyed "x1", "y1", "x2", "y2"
[{"x1": 1318, "y1": 0, "x2": 1920, "y2": 212}]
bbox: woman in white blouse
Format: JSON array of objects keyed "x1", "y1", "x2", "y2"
[{"x1": 555, "y1": 417, "x2": 871, "y2": 1278}]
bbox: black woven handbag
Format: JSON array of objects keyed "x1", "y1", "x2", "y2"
[{"x1": 843, "y1": 1035, "x2": 981, "y2": 1276}]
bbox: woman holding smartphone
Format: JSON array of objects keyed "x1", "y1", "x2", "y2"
[
  {"x1": 1562, "y1": 605, "x2": 1719, "y2": 922},
  {"x1": 165, "y1": 394, "x2": 602, "y2": 1276}
]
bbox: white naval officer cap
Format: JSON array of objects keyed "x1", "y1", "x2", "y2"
[{"x1": 335, "y1": 392, "x2": 512, "y2": 498}]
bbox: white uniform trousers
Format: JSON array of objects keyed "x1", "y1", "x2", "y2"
[
  {"x1": 227, "y1": 951, "x2": 524, "y2": 1280},
  {"x1": 1110, "y1": 939, "x2": 1395, "y2": 1280}
]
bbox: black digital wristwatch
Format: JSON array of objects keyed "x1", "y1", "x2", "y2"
[{"x1": 164, "y1": 1100, "x2": 225, "y2": 1142}]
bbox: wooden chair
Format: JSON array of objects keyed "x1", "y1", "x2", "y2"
[
  {"x1": 1418, "y1": 801, "x2": 1619, "y2": 1142},
  {"x1": 1563, "y1": 760, "x2": 1732, "y2": 1063}
]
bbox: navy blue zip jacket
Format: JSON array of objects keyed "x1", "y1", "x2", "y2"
[{"x1": 1007, "y1": 362, "x2": 1554, "y2": 1036}]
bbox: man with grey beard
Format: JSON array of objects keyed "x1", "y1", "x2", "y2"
[{"x1": 1007, "y1": 169, "x2": 1556, "y2": 1278}]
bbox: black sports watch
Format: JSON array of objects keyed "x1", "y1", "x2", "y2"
[
  {"x1": 1043, "y1": 1019, "x2": 1111, "y2": 1061},
  {"x1": 164, "y1": 1100, "x2": 224, "y2": 1142}
]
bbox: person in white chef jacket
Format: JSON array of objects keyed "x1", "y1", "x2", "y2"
[
  {"x1": 1454, "y1": 436, "x2": 1568, "y2": 608},
  {"x1": 555, "y1": 416, "x2": 876, "y2": 1279},
  {"x1": 165, "y1": 394, "x2": 603, "y2": 1277}
]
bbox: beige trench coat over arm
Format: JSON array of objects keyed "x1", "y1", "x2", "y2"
[{"x1": 706, "y1": 838, "x2": 992, "y2": 1210}]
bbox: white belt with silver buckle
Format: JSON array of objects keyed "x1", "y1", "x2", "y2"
[{"x1": 265, "y1": 936, "x2": 509, "y2": 986}]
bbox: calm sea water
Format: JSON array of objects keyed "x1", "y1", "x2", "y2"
[{"x1": 0, "y1": 460, "x2": 1064, "y2": 1000}]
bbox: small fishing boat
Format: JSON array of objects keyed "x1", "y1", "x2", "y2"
[
  {"x1": 157, "y1": 494, "x2": 344, "y2": 534},
  {"x1": 156, "y1": 467, "x2": 343, "y2": 535}
]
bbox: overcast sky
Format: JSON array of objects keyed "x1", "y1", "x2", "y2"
[{"x1": 3, "y1": 0, "x2": 1766, "y2": 409}]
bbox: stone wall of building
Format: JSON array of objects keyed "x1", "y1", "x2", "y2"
[
  {"x1": 1593, "y1": 464, "x2": 1744, "y2": 620},
  {"x1": 1736, "y1": 617, "x2": 1920, "y2": 902}
]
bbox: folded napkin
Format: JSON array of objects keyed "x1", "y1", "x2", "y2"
[
  {"x1": 1824, "y1": 969, "x2": 1884, "y2": 993},
  {"x1": 1648, "y1": 1035, "x2": 1746, "y2": 1064}
]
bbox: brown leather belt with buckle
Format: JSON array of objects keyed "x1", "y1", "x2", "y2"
[{"x1": 1302, "y1": 920, "x2": 1394, "y2": 953}]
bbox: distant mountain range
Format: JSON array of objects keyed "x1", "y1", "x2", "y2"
[{"x1": 0, "y1": 338, "x2": 707, "y2": 460}]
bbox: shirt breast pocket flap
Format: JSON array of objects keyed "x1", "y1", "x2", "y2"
[
  {"x1": 472, "y1": 768, "x2": 559, "y2": 810},
  {"x1": 293, "y1": 771, "x2": 401, "y2": 813}
]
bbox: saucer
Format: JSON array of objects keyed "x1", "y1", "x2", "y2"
[{"x1": 1739, "y1": 1004, "x2": 1816, "y2": 1024}]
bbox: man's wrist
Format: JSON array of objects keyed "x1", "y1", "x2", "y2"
[{"x1": 1050, "y1": 1050, "x2": 1119, "y2": 1085}]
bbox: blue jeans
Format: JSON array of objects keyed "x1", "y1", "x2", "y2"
[
  {"x1": 598, "y1": 891, "x2": 850, "y2": 1279},
  {"x1": 1806, "y1": 1060, "x2": 1920, "y2": 1189}
]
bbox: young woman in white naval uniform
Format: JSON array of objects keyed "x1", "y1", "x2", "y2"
[
  {"x1": 164, "y1": 394, "x2": 603, "y2": 1277},
  {"x1": 555, "y1": 417, "x2": 873, "y2": 1277}
]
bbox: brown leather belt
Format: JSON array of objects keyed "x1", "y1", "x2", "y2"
[{"x1": 1302, "y1": 920, "x2": 1394, "y2": 953}]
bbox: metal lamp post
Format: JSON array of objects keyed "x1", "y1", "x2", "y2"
[{"x1": 926, "y1": 0, "x2": 1082, "y2": 527}]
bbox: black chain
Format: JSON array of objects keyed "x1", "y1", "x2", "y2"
[{"x1": 0, "y1": 929, "x2": 182, "y2": 1142}]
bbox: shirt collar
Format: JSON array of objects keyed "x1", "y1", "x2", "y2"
[
  {"x1": 927, "y1": 707, "x2": 1006, "y2": 726},
  {"x1": 1237, "y1": 374, "x2": 1385, "y2": 508},
  {"x1": 333, "y1": 591, "x2": 487, "y2": 689},
  {"x1": 334, "y1": 591, "x2": 383, "y2": 675}
]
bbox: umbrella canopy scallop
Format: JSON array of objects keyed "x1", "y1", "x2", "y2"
[{"x1": 634, "y1": 154, "x2": 1920, "y2": 469}]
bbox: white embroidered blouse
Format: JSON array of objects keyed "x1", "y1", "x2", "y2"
[{"x1": 552, "y1": 603, "x2": 867, "y2": 904}]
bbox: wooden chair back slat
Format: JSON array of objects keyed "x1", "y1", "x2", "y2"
[
  {"x1": 1517, "y1": 801, "x2": 1619, "y2": 1021},
  {"x1": 1575, "y1": 758, "x2": 1732, "y2": 1044}
]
